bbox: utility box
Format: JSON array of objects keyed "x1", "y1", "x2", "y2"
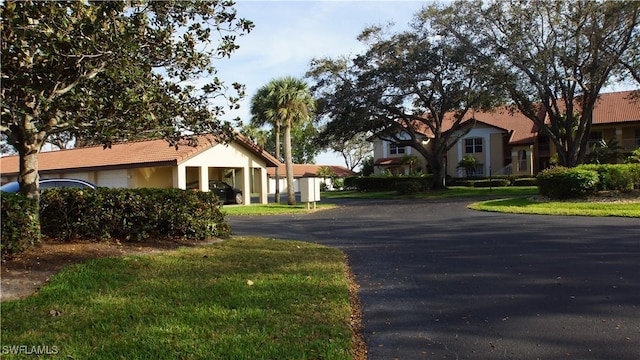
[{"x1": 299, "y1": 177, "x2": 321, "y2": 209}]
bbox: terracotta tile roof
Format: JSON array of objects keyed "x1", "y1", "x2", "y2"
[
  {"x1": 409, "y1": 90, "x2": 638, "y2": 145},
  {"x1": 411, "y1": 106, "x2": 537, "y2": 145},
  {"x1": 470, "y1": 107, "x2": 539, "y2": 145},
  {"x1": 1, "y1": 134, "x2": 279, "y2": 176},
  {"x1": 266, "y1": 164, "x2": 357, "y2": 178},
  {"x1": 589, "y1": 90, "x2": 639, "y2": 124}
]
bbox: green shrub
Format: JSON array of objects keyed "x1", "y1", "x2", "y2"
[
  {"x1": 536, "y1": 166, "x2": 599, "y2": 199},
  {"x1": 40, "y1": 188, "x2": 230, "y2": 242},
  {"x1": 578, "y1": 164, "x2": 640, "y2": 191},
  {"x1": 343, "y1": 176, "x2": 359, "y2": 190},
  {"x1": 513, "y1": 178, "x2": 537, "y2": 186},
  {"x1": 345, "y1": 176, "x2": 433, "y2": 192},
  {"x1": 473, "y1": 179, "x2": 510, "y2": 188},
  {"x1": 0, "y1": 193, "x2": 40, "y2": 258},
  {"x1": 332, "y1": 178, "x2": 344, "y2": 190},
  {"x1": 449, "y1": 175, "x2": 513, "y2": 187},
  {"x1": 395, "y1": 179, "x2": 425, "y2": 194}
]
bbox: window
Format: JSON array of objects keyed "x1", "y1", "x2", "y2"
[
  {"x1": 389, "y1": 142, "x2": 405, "y2": 155},
  {"x1": 587, "y1": 131, "x2": 604, "y2": 148},
  {"x1": 538, "y1": 135, "x2": 550, "y2": 152},
  {"x1": 518, "y1": 150, "x2": 527, "y2": 171},
  {"x1": 465, "y1": 138, "x2": 483, "y2": 153}
]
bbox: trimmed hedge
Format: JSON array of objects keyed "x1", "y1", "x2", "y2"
[
  {"x1": 536, "y1": 166, "x2": 600, "y2": 199},
  {"x1": 40, "y1": 187, "x2": 230, "y2": 242},
  {"x1": 578, "y1": 164, "x2": 640, "y2": 191},
  {"x1": 473, "y1": 179, "x2": 511, "y2": 188},
  {"x1": 513, "y1": 178, "x2": 537, "y2": 186},
  {"x1": 343, "y1": 176, "x2": 433, "y2": 193},
  {"x1": 0, "y1": 193, "x2": 40, "y2": 257}
]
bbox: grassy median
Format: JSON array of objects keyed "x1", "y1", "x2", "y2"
[
  {"x1": 0, "y1": 237, "x2": 355, "y2": 359},
  {"x1": 468, "y1": 197, "x2": 640, "y2": 217}
]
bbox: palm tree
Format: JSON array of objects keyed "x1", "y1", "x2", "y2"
[{"x1": 250, "y1": 77, "x2": 315, "y2": 205}]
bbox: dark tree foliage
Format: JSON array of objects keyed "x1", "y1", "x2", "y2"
[
  {"x1": 1, "y1": 0, "x2": 253, "y2": 199},
  {"x1": 308, "y1": 22, "x2": 503, "y2": 189},
  {"x1": 430, "y1": 0, "x2": 640, "y2": 167}
]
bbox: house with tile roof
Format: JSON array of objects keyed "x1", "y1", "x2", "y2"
[
  {"x1": 0, "y1": 134, "x2": 280, "y2": 205},
  {"x1": 371, "y1": 90, "x2": 640, "y2": 177},
  {"x1": 266, "y1": 164, "x2": 357, "y2": 192}
]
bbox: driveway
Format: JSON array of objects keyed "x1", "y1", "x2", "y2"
[{"x1": 228, "y1": 198, "x2": 640, "y2": 359}]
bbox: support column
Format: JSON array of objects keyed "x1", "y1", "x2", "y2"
[
  {"x1": 259, "y1": 168, "x2": 268, "y2": 204},
  {"x1": 484, "y1": 136, "x2": 491, "y2": 176},
  {"x1": 173, "y1": 165, "x2": 187, "y2": 189},
  {"x1": 528, "y1": 146, "x2": 534, "y2": 175},
  {"x1": 199, "y1": 166, "x2": 209, "y2": 192}
]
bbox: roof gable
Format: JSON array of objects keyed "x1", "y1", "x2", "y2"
[
  {"x1": 1, "y1": 134, "x2": 279, "y2": 176},
  {"x1": 266, "y1": 164, "x2": 356, "y2": 178}
]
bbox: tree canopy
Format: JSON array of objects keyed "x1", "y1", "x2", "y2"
[
  {"x1": 308, "y1": 0, "x2": 639, "y2": 187},
  {"x1": 1, "y1": 0, "x2": 253, "y2": 198},
  {"x1": 308, "y1": 22, "x2": 503, "y2": 189},
  {"x1": 430, "y1": 0, "x2": 640, "y2": 167},
  {"x1": 242, "y1": 122, "x2": 319, "y2": 164}
]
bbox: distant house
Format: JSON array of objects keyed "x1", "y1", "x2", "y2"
[
  {"x1": 266, "y1": 164, "x2": 357, "y2": 193},
  {"x1": 370, "y1": 90, "x2": 640, "y2": 177},
  {"x1": 0, "y1": 134, "x2": 280, "y2": 205}
]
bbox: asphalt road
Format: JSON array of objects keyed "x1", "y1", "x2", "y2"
[{"x1": 228, "y1": 198, "x2": 640, "y2": 360}]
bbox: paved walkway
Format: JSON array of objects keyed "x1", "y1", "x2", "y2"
[{"x1": 228, "y1": 198, "x2": 640, "y2": 359}]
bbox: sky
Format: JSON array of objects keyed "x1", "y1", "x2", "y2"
[{"x1": 212, "y1": 1, "x2": 429, "y2": 167}]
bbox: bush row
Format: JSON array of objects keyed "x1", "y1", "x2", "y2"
[
  {"x1": 1, "y1": 188, "x2": 230, "y2": 258},
  {"x1": 536, "y1": 164, "x2": 640, "y2": 199},
  {"x1": 578, "y1": 164, "x2": 640, "y2": 191},
  {"x1": 344, "y1": 176, "x2": 433, "y2": 193},
  {"x1": 448, "y1": 174, "x2": 537, "y2": 187},
  {"x1": 40, "y1": 187, "x2": 230, "y2": 241},
  {"x1": 0, "y1": 193, "x2": 40, "y2": 256}
]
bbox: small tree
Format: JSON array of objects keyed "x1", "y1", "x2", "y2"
[
  {"x1": 316, "y1": 166, "x2": 336, "y2": 190},
  {"x1": 585, "y1": 138, "x2": 624, "y2": 164},
  {"x1": 625, "y1": 148, "x2": 640, "y2": 164},
  {"x1": 457, "y1": 155, "x2": 478, "y2": 177}
]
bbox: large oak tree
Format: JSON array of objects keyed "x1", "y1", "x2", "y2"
[
  {"x1": 1, "y1": 0, "x2": 253, "y2": 199},
  {"x1": 308, "y1": 24, "x2": 502, "y2": 189},
  {"x1": 431, "y1": 0, "x2": 640, "y2": 167}
]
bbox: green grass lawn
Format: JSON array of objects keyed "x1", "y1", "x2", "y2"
[
  {"x1": 469, "y1": 197, "x2": 640, "y2": 217},
  {"x1": 322, "y1": 186, "x2": 540, "y2": 200},
  {"x1": 223, "y1": 202, "x2": 336, "y2": 216},
  {"x1": 324, "y1": 186, "x2": 639, "y2": 217},
  {"x1": 0, "y1": 237, "x2": 355, "y2": 359}
]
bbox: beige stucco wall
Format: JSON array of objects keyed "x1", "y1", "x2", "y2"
[
  {"x1": 131, "y1": 167, "x2": 173, "y2": 188},
  {"x1": 490, "y1": 133, "x2": 505, "y2": 174},
  {"x1": 446, "y1": 123, "x2": 508, "y2": 177},
  {"x1": 174, "y1": 142, "x2": 270, "y2": 204}
]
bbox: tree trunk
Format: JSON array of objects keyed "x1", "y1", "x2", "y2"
[
  {"x1": 18, "y1": 144, "x2": 41, "y2": 200},
  {"x1": 284, "y1": 124, "x2": 296, "y2": 205},
  {"x1": 431, "y1": 164, "x2": 447, "y2": 190},
  {"x1": 16, "y1": 116, "x2": 44, "y2": 202},
  {"x1": 425, "y1": 153, "x2": 447, "y2": 190},
  {"x1": 15, "y1": 122, "x2": 44, "y2": 229},
  {"x1": 274, "y1": 122, "x2": 281, "y2": 204}
]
